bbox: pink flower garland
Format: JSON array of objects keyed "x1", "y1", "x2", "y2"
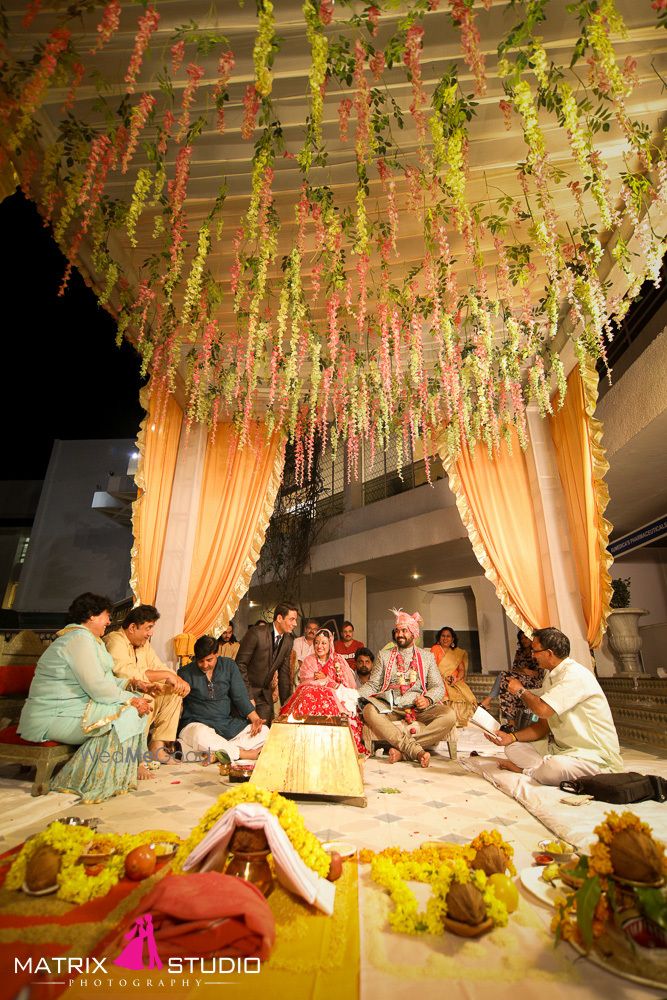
[
  {"x1": 62, "y1": 61, "x2": 85, "y2": 113},
  {"x1": 241, "y1": 84, "x2": 260, "y2": 140},
  {"x1": 125, "y1": 6, "x2": 160, "y2": 93},
  {"x1": 22, "y1": 0, "x2": 42, "y2": 30},
  {"x1": 90, "y1": 0, "x2": 121, "y2": 54},
  {"x1": 176, "y1": 63, "x2": 205, "y2": 142},
  {"x1": 449, "y1": 0, "x2": 486, "y2": 96},
  {"x1": 121, "y1": 93, "x2": 157, "y2": 174},
  {"x1": 213, "y1": 50, "x2": 235, "y2": 135}
]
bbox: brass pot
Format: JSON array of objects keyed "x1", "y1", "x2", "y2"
[{"x1": 225, "y1": 849, "x2": 274, "y2": 898}]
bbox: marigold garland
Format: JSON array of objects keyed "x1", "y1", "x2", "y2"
[
  {"x1": 6, "y1": 824, "x2": 180, "y2": 905},
  {"x1": 172, "y1": 785, "x2": 331, "y2": 879}
]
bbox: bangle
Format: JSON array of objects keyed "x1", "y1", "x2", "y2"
[{"x1": 510, "y1": 732, "x2": 518, "y2": 743}]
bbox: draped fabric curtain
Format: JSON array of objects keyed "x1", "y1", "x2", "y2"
[
  {"x1": 549, "y1": 360, "x2": 613, "y2": 648},
  {"x1": 183, "y1": 423, "x2": 285, "y2": 638},
  {"x1": 439, "y1": 431, "x2": 550, "y2": 635},
  {"x1": 130, "y1": 385, "x2": 183, "y2": 605}
]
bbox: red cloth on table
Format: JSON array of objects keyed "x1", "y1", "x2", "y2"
[{"x1": 136, "y1": 872, "x2": 275, "y2": 960}]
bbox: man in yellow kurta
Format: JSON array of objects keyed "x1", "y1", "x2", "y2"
[{"x1": 104, "y1": 605, "x2": 190, "y2": 762}]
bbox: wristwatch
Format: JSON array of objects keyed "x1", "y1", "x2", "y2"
[{"x1": 517, "y1": 686, "x2": 527, "y2": 698}]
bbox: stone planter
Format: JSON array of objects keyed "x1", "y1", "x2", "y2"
[{"x1": 606, "y1": 608, "x2": 648, "y2": 674}]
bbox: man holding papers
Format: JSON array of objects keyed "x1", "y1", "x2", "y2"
[{"x1": 484, "y1": 627, "x2": 622, "y2": 784}]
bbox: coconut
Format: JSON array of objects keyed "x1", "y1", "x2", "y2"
[
  {"x1": 472, "y1": 844, "x2": 508, "y2": 876},
  {"x1": 445, "y1": 882, "x2": 487, "y2": 925},
  {"x1": 230, "y1": 827, "x2": 269, "y2": 854},
  {"x1": 609, "y1": 829, "x2": 664, "y2": 884},
  {"x1": 25, "y1": 845, "x2": 61, "y2": 892}
]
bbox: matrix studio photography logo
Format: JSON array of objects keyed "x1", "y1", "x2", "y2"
[{"x1": 14, "y1": 913, "x2": 261, "y2": 992}]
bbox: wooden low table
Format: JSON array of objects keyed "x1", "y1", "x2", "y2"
[
  {"x1": 0, "y1": 736, "x2": 76, "y2": 796},
  {"x1": 250, "y1": 716, "x2": 367, "y2": 807}
]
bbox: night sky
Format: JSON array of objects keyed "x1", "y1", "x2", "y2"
[{"x1": 0, "y1": 191, "x2": 144, "y2": 480}]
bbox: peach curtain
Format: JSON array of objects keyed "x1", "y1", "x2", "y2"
[
  {"x1": 549, "y1": 360, "x2": 612, "y2": 648},
  {"x1": 439, "y1": 431, "x2": 550, "y2": 635},
  {"x1": 183, "y1": 423, "x2": 285, "y2": 638},
  {"x1": 130, "y1": 385, "x2": 183, "y2": 605}
]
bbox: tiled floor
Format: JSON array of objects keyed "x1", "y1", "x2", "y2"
[{"x1": 3, "y1": 727, "x2": 664, "y2": 871}]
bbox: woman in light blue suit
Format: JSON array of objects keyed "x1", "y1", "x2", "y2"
[{"x1": 19, "y1": 592, "x2": 154, "y2": 802}]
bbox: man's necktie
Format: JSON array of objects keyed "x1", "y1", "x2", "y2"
[{"x1": 273, "y1": 632, "x2": 281, "y2": 654}]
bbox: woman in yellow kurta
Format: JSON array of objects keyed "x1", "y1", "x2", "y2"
[{"x1": 430, "y1": 626, "x2": 477, "y2": 726}]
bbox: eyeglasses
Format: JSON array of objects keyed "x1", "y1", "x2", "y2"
[{"x1": 532, "y1": 647, "x2": 548, "y2": 654}]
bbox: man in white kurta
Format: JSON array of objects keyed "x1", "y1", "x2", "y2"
[
  {"x1": 104, "y1": 604, "x2": 189, "y2": 762},
  {"x1": 485, "y1": 626, "x2": 622, "y2": 784}
]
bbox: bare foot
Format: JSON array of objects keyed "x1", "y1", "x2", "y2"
[
  {"x1": 237, "y1": 747, "x2": 261, "y2": 760},
  {"x1": 497, "y1": 759, "x2": 523, "y2": 773},
  {"x1": 418, "y1": 751, "x2": 431, "y2": 768},
  {"x1": 387, "y1": 748, "x2": 403, "y2": 764},
  {"x1": 137, "y1": 764, "x2": 155, "y2": 780}
]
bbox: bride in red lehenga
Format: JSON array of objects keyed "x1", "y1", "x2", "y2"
[{"x1": 280, "y1": 628, "x2": 368, "y2": 755}]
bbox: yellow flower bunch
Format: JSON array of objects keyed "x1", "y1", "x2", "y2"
[
  {"x1": 469, "y1": 829, "x2": 517, "y2": 875},
  {"x1": 172, "y1": 785, "x2": 331, "y2": 879},
  {"x1": 6, "y1": 824, "x2": 180, "y2": 905},
  {"x1": 358, "y1": 842, "x2": 472, "y2": 866},
  {"x1": 370, "y1": 849, "x2": 510, "y2": 935}
]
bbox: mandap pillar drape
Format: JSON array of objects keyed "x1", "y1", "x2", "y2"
[
  {"x1": 524, "y1": 406, "x2": 591, "y2": 667},
  {"x1": 151, "y1": 424, "x2": 208, "y2": 665}
]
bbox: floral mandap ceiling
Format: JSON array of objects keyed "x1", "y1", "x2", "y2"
[{"x1": 1, "y1": 0, "x2": 666, "y2": 477}]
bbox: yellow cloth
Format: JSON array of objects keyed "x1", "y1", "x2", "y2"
[
  {"x1": 439, "y1": 430, "x2": 550, "y2": 636},
  {"x1": 131, "y1": 384, "x2": 183, "y2": 606},
  {"x1": 549, "y1": 361, "x2": 613, "y2": 648},
  {"x1": 184, "y1": 422, "x2": 285, "y2": 637}
]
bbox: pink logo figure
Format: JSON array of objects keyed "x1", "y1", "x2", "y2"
[{"x1": 114, "y1": 913, "x2": 162, "y2": 971}]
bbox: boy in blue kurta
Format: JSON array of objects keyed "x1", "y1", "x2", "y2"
[{"x1": 177, "y1": 634, "x2": 268, "y2": 764}]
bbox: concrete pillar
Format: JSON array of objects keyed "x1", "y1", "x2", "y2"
[
  {"x1": 152, "y1": 424, "x2": 208, "y2": 665},
  {"x1": 525, "y1": 406, "x2": 591, "y2": 668},
  {"x1": 343, "y1": 572, "x2": 367, "y2": 644},
  {"x1": 469, "y1": 576, "x2": 512, "y2": 672}
]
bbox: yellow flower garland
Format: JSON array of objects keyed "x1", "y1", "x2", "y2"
[
  {"x1": 172, "y1": 785, "x2": 331, "y2": 879},
  {"x1": 6, "y1": 824, "x2": 180, "y2": 905},
  {"x1": 371, "y1": 852, "x2": 509, "y2": 935}
]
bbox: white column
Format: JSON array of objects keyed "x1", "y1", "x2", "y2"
[
  {"x1": 469, "y1": 576, "x2": 512, "y2": 672},
  {"x1": 343, "y1": 572, "x2": 367, "y2": 644},
  {"x1": 152, "y1": 424, "x2": 208, "y2": 665},
  {"x1": 525, "y1": 406, "x2": 591, "y2": 668}
]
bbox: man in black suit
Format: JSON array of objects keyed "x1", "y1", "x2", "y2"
[{"x1": 236, "y1": 603, "x2": 298, "y2": 723}]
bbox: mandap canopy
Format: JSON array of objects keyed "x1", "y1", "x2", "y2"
[{"x1": 0, "y1": 0, "x2": 660, "y2": 637}]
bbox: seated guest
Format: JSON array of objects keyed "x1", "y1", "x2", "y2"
[
  {"x1": 290, "y1": 617, "x2": 319, "y2": 687},
  {"x1": 430, "y1": 626, "x2": 477, "y2": 725},
  {"x1": 480, "y1": 630, "x2": 544, "y2": 729},
  {"x1": 280, "y1": 629, "x2": 367, "y2": 755},
  {"x1": 354, "y1": 646, "x2": 374, "y2": 688},
  {"x1": 178, "y1": 635, "x2": 268, "y2": 764},
  {"x1": 359, "y1": 610, "x2": 456, "y2": 767},
  {"x1": 484, "y1": 627, "x2": 622, "y2": 784},
  {"x1": 105, "y1": 604, "x2": 190, "y2": 763},
  {"x1": 334, "y1": 621, "x2": 364, "y2": 666},
  {"x1": 217, "y1": 623, "x2": 240, "y2": 660},
  {"x1": 18, "y1": 592, "x2": 153, "y2": 800}
]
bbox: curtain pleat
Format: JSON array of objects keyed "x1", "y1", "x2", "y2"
[
  {"x1": 549, "y1": 361, "x2": 613, "y2": 647},
  {"x1": 183, "y1": 423, "x2": 285, "y2": 638},
  {"x1": 439, "y1": 431, "x2": 551, "y2": 635},
  {"x1": 130, "y1": 385, "x2": 183, "y2": 605}
]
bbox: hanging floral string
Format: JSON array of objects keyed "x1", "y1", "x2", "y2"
[{"x1": 0, "y1": 0, "x2": 665, "y2": 472}]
